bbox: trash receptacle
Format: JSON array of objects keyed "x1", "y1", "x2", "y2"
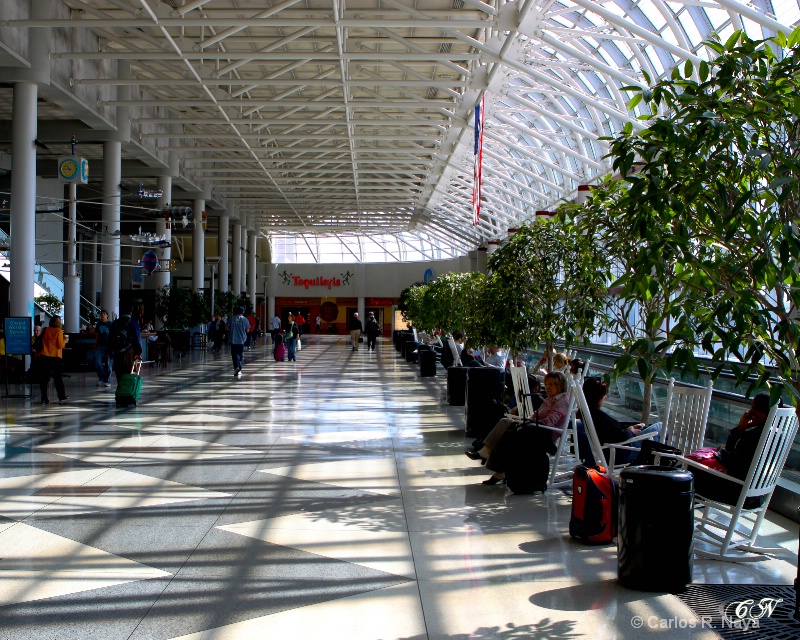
[
  {"x1": 618, "y1": 465, "x2": 694, "y2": 592},
  {"x1": 419, "y1": 349, "x2": 436, "y2": 377}
]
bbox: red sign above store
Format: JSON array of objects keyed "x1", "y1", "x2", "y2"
[
  {"x1": 367, "y1": 298, "x2": 394, "y2": 306},
  {"x1": 292, "y1": 275, "x2": 341, "y2": 289}
]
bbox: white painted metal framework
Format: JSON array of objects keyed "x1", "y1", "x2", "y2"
[{"x1": 1, "y1": 0, "x2": 797, "y2": 262}]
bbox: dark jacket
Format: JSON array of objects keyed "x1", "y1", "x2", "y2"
[
  {"x1": 349, "y1": 317, "x2": 363, "y2": 332},
  {"x1": 365, "y1": 318, "x2": 380, "y2": 337},
  {"x1": 717, "y1": 419, "x2": 767, "y2": 479}
]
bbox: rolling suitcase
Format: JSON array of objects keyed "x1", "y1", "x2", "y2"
[
  {"x1": 116, "y1": 360, "x2": 143, "y2": 408},
  {"x1": 274, "y1": 343, "x2": 287, "y2": 361},
  {"x1": 569, "y1": 464, "x2": 619, "y2": 544}
]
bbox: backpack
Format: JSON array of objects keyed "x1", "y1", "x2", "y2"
[{"x1": 109, "y1": 318, "x2": 133, "y2": 355}]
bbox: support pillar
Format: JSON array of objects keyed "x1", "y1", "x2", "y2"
[
  {"x1": 357, "y1": 263, "x2": 366, "y2": 322},
  {"x1": 192, "y1": 198, "x2": 205, "y2": 291},
  {"x1": 63, "y1": 182, "x2": 80, "y2": 332},
  {"x1": 89, "y1": 231, "x2": 100, "y2": 308},
  {"x1": 267, "y1": 262, "x2": 277, "y2": 322},
  {"x1": 101, "y1": 141, "x2": 121, "y2": 319},
  {"x1": 219, "y1": 214, "x2": 229, "y2": 293},
  {"x1": 240, "y1": 224, "x2": 248, "y2": 295},
  {"x1": 231, "y1": 222, "x2": 242, "y2": 296},
  {"x1": 247, "y1": 227, "x2": 257, "y2": 309},
  {"x1": 9, "y1": 82, "x2": 37, "y2": 320},
  {"x1": 153, "y1": 176, "x2": 172, "y2": 291}
]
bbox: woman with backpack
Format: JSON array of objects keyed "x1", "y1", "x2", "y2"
[{"x1": 38, "y1": 316, "x2": 69, "y2": 405}]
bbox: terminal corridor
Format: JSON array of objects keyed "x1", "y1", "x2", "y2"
[{"x1": 0, "y1": 337, "x2": 797, "y2": 639}]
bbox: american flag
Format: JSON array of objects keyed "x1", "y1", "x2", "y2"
[{"x1": 472, "y1": 95, "x2": 485, "y2": 226}]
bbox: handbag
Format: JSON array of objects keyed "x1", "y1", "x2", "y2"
[
  {"x1": 686, "y1": 446, "x2": 728, "y2": 473},
  {"x1": 296, "y1": 338, "x2": 302, "y2": 351},
  {"x1": 632, "y1": 439, "x2": 682, "y2": 467}
]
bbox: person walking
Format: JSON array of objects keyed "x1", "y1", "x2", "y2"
[
  {"x1": 38, "y1": 316, "x2": 69, "y2": 405},
  {"x1": 285, "y1": 312, "x2": 299, "y2": 361},
  {"x1": 270, "y1": 314, "x2": 281, "y2": 344},
  {"x1": 349, "y1": 312, "x2": 363, "y2": 351},
  {"x1": 110, "y1": 304, "x2": 143, "y2": 382},
  {"x1": 227, "y1": 307, "x2": 250, "y2": 377},
  {"x1": 296, "y1": 312, "x2": 306, "y2": 336},
  {"x1": 364, "y1": 312, "x2": 380, "y2": 351},
  {"x1": 316, "y1": 314, "x2": 322, "y2": 334},
  {"x1": 94, "y1": 309, "x2": 113, "y2": 387}
]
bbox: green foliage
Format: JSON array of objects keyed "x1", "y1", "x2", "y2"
[
  {"x1": 485, "y1": 218, "x2": 608, "y2": 359},
  {"x1": 605, "y1": 31, "x2": 800, "y2": 403},
  {"x1": 155, "y1": 284, "x2": 208, "y2": 329},
  {"x1": 203, "y1": 290, "x2": 253, "y2": 318},
  {"x1": 34, "y1": 293, "x2": 63, "y2": 317}
]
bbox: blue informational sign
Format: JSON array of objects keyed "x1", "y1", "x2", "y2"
[
  {"x1": 4, "y1": 317, "x2": 32, "y2": 355},
  {"x1": 423, "y1": 268, "x2": 434, "y2": 283}
]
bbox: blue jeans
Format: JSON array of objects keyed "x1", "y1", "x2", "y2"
[
  {"x1": 231, "y1": 344, "x2": 244, "y2": 371},
  {"x1": 95, "y1": 346, "x2": 110, "y2": 383},
  {"x1": 286, "y1": 338, "x2": 296, "y2": 361}
]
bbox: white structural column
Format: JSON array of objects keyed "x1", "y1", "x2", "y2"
[
  {"x1": 240, "y1": 224, "x2": 248, "y2": 295},
  {"x1": 247, "y1": 227, "x2": 257, "y2": 308},
  {"x1": 357, "y1": 263, "x2": 366, "y2": 323},
  {"x1": 267, "y1": 262, "x2": 277, "y2": 322},
  {"x1": 101, "y1": 140, "x2": 122, "y2": 319},
  {"x1": 153, "y1": 176, "x2": 172, "y2": 290},
  {"x1": 231, "y1": 221, "x2": 242, "y2": 296},
  {"x1": 218, "y1": 214, "x2": 229, "y2": 292},
  {"x1": 9, "y1": 82, "x2": 37, "y2": 320},
  {"x1": 63, "y1": 182, "x2": 80, "y2": 332},
  {"x1": 88, "y1": 232, "x2": 99, "y2": 307},
  {"x1": 192, "y1": 198, "x2": 205, "y2": 291}
]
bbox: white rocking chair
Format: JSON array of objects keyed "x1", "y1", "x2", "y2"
[
  {"x1": 656, "y1": 378, "x2": 714, "y2": 459},
  {"x1": 679, "y1": 405, "x2": 799, "y2": 561},
  {"x1": 568, "y1": 376, "x2": 659, "y2": 476}
]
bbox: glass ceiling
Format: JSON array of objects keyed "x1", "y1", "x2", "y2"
[{"x1": 2, "y1": 0, "x2": 797, "y2": 263}]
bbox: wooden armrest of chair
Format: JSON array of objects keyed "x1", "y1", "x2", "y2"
[{"x1": 620, "y1": 431, "x2": 658, "y2": 444}]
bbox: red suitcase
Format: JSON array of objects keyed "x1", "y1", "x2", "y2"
[{"x1": 569, "y1": 464, "x2": 619, "y2": 544}]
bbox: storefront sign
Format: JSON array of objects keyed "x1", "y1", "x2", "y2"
[
  {"x1": 292, "y1": 275, "x2": 341, "y2": 289},
  {"x1": 367, "y1": 298, "x2": 394, "y2": 306}
]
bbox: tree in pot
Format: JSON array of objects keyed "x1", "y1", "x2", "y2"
[
  {"x1": 155, "y1": 284, "x2": 208, "y2": 329},
  {"x1": 559, "y1": 177, "x2": 690, "y2": 422},
  {"x1": 484, "y1": 218, "x2": 608, "y2": 367},
  {"x1": 607, "y1": 28, "x2": 800, "y2": 409}
]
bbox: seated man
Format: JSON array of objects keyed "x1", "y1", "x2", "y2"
[{"x1": 483, "y1": 345, "x2": 507, "y2": 369}]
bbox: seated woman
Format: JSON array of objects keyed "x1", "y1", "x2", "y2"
[
  {"x1": 466, "y1": 371, "x2": 570, "y2": 485},
  {"x1": 577, "y1": 377, "x2": 661, "y2": 465},
  {"x1": 688, "y1": 393, "x2": 770, "y2": 508}
]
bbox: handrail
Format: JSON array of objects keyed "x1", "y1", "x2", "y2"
[{"x1": 0, "y1": 228, "x2": 65, "y2": 301}]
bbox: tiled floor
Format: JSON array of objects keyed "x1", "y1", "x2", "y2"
[{"x1": 0, "y1": 336, "x2": 797, "y2": 639}]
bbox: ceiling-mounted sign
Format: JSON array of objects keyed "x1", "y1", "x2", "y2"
[{"x1": 57, "y1": 156, "x2": 88, "y2": 184}]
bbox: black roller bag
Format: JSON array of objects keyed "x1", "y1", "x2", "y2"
[{"x1": 504, "y1": 418, "x2": 550, "y2": 494}]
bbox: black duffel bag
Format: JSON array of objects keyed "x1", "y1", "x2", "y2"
[{"x1": 632, "y1": 440, "x2": 682, "y2": 467}]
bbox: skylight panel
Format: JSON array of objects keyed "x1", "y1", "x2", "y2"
[
  {"x1": 633, "y1": 0, "x2": 669, "y2": 31},
  {"x1": 676, "y1": 9, "x2": 704, "y2": 47}
]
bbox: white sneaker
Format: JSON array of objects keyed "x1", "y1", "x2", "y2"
[{"x1": 104, "y1": 382, "x2": 111, "y2": 387}]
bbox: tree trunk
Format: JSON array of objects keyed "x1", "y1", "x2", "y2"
[
  {"x1": 546, "y1": 338, "x2": 554, "y2": 372},
  {"x1": 641, "y1": 380, "x2": 653, "y2": 425}
]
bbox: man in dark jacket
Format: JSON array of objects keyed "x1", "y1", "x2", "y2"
[
  {"x1": 349, "y1": 313, "x2": 363, "y2": 351},
  {"x1": 364, "y1": 312, "x2": 381, "y2": 351}
]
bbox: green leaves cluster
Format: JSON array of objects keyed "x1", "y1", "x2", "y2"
[
  {"x1": 601, "y1": 27, "x2": 800, "y2": 405},
  {"x1": 155, "y1": 284, "x2": 208, "y2": 329}
]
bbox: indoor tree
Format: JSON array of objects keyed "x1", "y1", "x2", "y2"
[
  {"x1": 608, "y1": 28, "x2": 800, "y2": 406},
  {"x1": 559, "y1": 178, "x2": 694, "y2": 422},
  {"x1": 484, "y1": 218, "x2": 608, "y2": 365}
]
